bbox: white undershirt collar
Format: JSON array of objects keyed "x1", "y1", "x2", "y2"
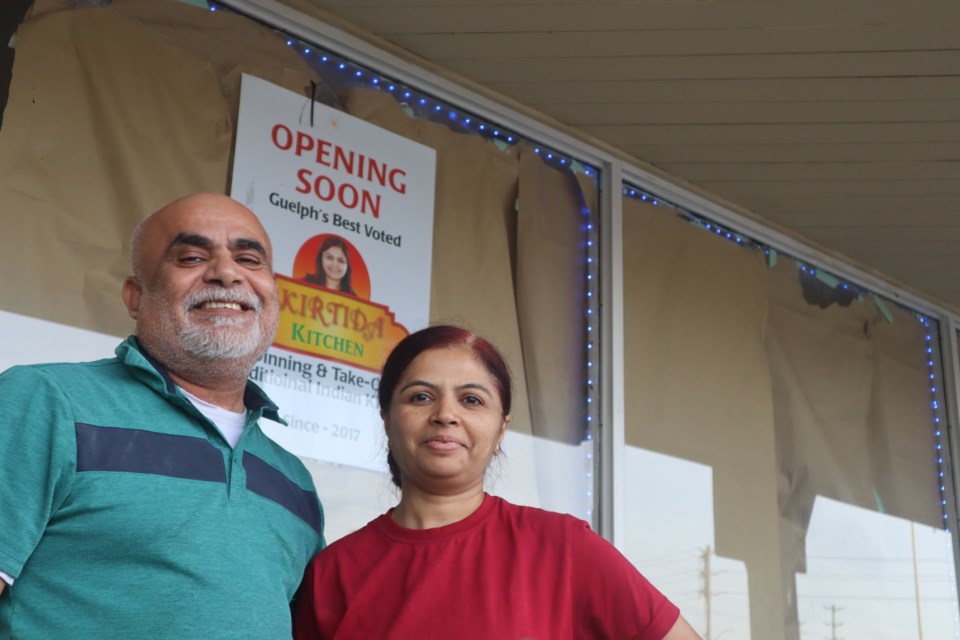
[{"x1": 179, "y1": 387, "x2": 248, "y2": 449}]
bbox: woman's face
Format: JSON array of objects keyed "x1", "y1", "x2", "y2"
[
  {"x1": 321, "y1": 245, "x2": 348, "y2": 283},
  {"x1": 384, "y1": 347, "x2": 509, "y2": 494}
]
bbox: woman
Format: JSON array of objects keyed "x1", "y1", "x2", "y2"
[
  {"x1": 294, "y1": 325, "x2": 700, "y2": 640},
  {"x1": 305, "y1": 235, "x2": 356, "y2": 295}
]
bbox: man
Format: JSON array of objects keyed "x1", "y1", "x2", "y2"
[{"x1": 0, "y1": 193, "x2": 324, "y2": 639}]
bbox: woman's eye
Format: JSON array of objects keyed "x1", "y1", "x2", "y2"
[
  {"x1": 410, "y1": 392, "x2": 431, "y2": 402},
  {"x1": 463, "y1": 395, "x2": 483, "y2": 406}
]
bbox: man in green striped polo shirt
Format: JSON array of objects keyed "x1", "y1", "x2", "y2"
[{"x1": 0, "y1": 193, "x2": 325, "y2": 639}]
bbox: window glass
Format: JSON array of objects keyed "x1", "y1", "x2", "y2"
[
  {"x1": 230, "y1": 7, "x2": 601, "y2": 537},
  {"x1": 0, "y1": 0, "x2": 597, "y2": 547},
  {"x1": 620, "y1": 186, "x2": 958, "y2": 639},
  {"x1": 797, "y1": 497, "x2": 959, "y2": 639}
]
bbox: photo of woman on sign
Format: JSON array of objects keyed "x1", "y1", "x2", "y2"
[{"x1": 305, "y1": 235, "x2": 357, "y2": 295}]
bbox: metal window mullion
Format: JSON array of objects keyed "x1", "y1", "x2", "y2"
[
  {"x1": 598, "y1": 160, "x2": 625, "y2": 547},
  {"x1": 940, "y1": 317, "x2": 960, "y2": 607}
]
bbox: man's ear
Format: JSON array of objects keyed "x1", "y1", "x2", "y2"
[{"x1": 122, "y1": 277, "x2": 142, "y2": 320}]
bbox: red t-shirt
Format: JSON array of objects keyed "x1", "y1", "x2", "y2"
[{"x1": 294, "y1": 495, "x2": 680, "y2": 639}]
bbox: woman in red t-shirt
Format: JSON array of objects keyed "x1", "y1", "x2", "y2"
[{"x1": 294, "y1": 324, "x2": 701, "y2": 640}]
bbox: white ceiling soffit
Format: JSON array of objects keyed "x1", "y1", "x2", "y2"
[{"x1": 233, "y1": 0, "x2": 960, "y2": 317}]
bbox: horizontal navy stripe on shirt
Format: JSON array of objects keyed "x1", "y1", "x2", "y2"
[
  {"x1": 75, "y1": 423, "x2": 226, "y2": 483},
  {"x1": 243, "y1": 452, "x2": 322, "y2": 535}
]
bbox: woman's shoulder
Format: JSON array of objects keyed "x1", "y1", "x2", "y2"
[
  {"x1": 489, "y1": 497, "x2": 632, "y2": 578},
  {"x1": 491, "y1": 496, "x2": 595, "y2": 539}
]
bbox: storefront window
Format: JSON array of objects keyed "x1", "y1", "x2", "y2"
[
  {"x1": 0, "y1": 0, "x2": 597, "y2": 545},
  {"x1": 218, "y1": 3, "x2": 601, "y2": 537},
  {"x1": 620, "y1": 185, "x2": 959, "y2": 639}
]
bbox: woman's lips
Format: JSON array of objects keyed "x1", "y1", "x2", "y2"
[{"x1": 424, "y1": 436, "x2": 463, "y2": 451}]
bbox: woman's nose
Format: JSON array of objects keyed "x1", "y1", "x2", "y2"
[{"x1": 431, "y1": 396, "x2": 460, "y2": 426}]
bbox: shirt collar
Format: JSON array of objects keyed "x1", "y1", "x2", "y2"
[{"x1": 115, "y1": 336, "x2": 285, "y2": 424}]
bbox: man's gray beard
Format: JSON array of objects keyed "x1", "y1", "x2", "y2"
[
  {"x1": 178, "y1": 313, "x2": 269, "y2": 360},
  {"x1": 140, "y1": 287, "x2": 279, "y2": 372}
]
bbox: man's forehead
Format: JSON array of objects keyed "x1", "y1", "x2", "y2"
[{"x1": 132, "y1": 195, "x2": 274, "y2": 278}]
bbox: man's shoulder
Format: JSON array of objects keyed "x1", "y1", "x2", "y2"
[
  {"x1": 0, "y1": 355, "x2": 125, "y2": 387},
  {"x1": 0, "y1": 339, "x2": 165, "y2": 407},
  {"x1": 0, "y1": 356, "x2": 142, "y2": 425}
]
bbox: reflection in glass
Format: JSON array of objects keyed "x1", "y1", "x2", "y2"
[
  {"x1": 798, "y1": 497, "x2": 959, "y2": 639},
  {"x1": 624, "y1": 447, "x2": 751, "y2": 639},
  {"x1": 621, "y1": 187, "x2": 958, "y2": 638}
]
